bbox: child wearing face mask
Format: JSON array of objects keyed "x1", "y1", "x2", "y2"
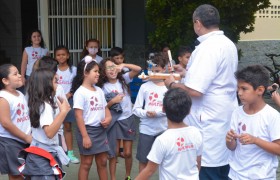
[{"x1": 80, "y1": 39, "x2": 103, "y2": 64}]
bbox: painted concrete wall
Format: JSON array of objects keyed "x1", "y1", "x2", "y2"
[
  {"x1": 240, "y1": 0, "x2": 280, "y2": 40},
  {"x1": 0, "y1": 0, "x2": 22, "y2": 68},
  {"x1": 237, "y1": 40, "x2": 280, "y2": 69}
]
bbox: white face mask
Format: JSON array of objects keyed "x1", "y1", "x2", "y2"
[{"x1": 88, "y1": 47, "x2": 98, "y2": 55}]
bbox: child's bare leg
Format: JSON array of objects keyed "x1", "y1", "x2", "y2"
[
  {"x1": 64, "y1": 122, "x2": 73, "y2": 150},
  {"x1": 109, "y1": 157, "x2": 117, "y2": 180},
  {"x1": 79, "y1": 154, "x2": 94, "y2": 180},
  {"x1": 139, "y1": 162, "x2": 147, "y2": 173},
  {"x1": 95, "y1": 152, "x2": 108, "y2": 180},
  {"x1": 8, "y1": 175, "x2": 23, "y2": 180},
  {"x1": 123, "y1": 140, "x2": 133, "y2": 178},
  {"x1": 64, "y1": 122, "x2": 79, "y2": 163},
  {"x1": 109, "y1": 140, "x2": 119, "y2": 180}
]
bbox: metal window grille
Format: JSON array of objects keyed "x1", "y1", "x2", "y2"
[{"x1": 38, "y1": 0, "x2": 116, "y2": 65}]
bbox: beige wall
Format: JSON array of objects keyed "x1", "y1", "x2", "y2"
[
  {"x1": 240, "y1": 18, "x2": 280, "y2": 40},
  {"x1": 240, "y1": 0, "x2": 280, "y2": 40}
]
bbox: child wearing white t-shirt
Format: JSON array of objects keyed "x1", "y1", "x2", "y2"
[
  {"x1": 71, "y1": 57, "x2": 111, "y2": 180},
  {"x1": 98, "y1": 58, "x2": 141, "y2": 180},
  {"x1": 55, "y1": 45, "x2": 79, "y2": 164},
  {"x1": 0, "y1": 64, "x2": 32, "y2": 179},
  {"x1": 226, "y1": 65, "x2": 280, "y2": 180},
  {"x1": 135, "y1": 88, "x2": 203, "y2": 180},
  {"x1": 110, "y1": 47, "x2": 130, "y2": 160},
  {"x1": 133, "y1": 53, "x2": 168, "y2": 172},
  {"x1": 20, "y1": 68, "x2": 70, "y2": 179},
  {"x1": 30, "y1": 56, "x2": 69, "y2": 154}
]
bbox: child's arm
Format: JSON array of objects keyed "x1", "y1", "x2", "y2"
[
  {"x1": 226, "y1": 129, "x2": 238, "y2": 150},
  {"x1": 135, "y1": 161, "x2": 159, "y2": 180},
  {"x1": 100, "y1": 106, "x2": 112, "y2": 128},
  {"x1": 239, "y1": 133, "x2": 280, "y2": 156},
  {"x1": 197, "y1": 155, "x2": 201, "y2": 170},
  {"x1": 21, "y1": 49, "x2": 28, "y2": 84},
  {"x1": 43, "y1": 97, "x2": 70, "y2": 139},
  {"x1": 117, "y1": 63, "x2": 142, "y2": 79},
  {"x1": 66, "y1": 92, "x2": 73, "y2": 99},
  {"x1": 132, "y1": 86, "x2": 149, "y2": 118},
  {"x1": 154, "y1": 110, "x2": 166, "y2": 117},
  {"x1": 75, "y1": 108, "x2": 92, "y2": 149},
  {"x1": 165, "y1": 75, "x2": 202, "y2": 97},
  {"x1": 0, "y1": 98, "x2": 32, "y2": 143}
]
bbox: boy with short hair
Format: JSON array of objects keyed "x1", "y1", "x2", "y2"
[
  {"x1": 110, "y1": 46, "x2": 130, "y2": 74},
  {"x1": 177, "y1": 46, "x2": 192, "y2": 84},
  {"x1": 226, "y1": 65, "x2": 280, "y2": 180},
  {"x1": 133, "y1": 52, "x2": 169, "y2": 173},
  {"x1": 135, "y1": 88, "x2": 203, "y2": 180},
  {"x1": 177, "y1": 46, "x2": 192, "y2": 69}
]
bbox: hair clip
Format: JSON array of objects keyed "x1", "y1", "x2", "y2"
[
  {"x1": 84, "y1": 55, "x2": 96, "y2": 71},
  {"x1": 147, "y1": 60, "x2": 158, "y2": 68}
]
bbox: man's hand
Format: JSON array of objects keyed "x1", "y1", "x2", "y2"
[
  {"x1": 164, "y1": 75, "x2": 175, "y2": 88},
  {"x1": 173, "y1": 64, "x2": 186, "y2": 78}
]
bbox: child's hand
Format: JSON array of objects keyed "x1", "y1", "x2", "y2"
[
  {"x1": 115, "y1": 63, "x2": 125, "y2": 72},
  {"x1": 57, "y1": 96, "x2": 71, "y2": 114},
  {"x1": 101, "y1": 117, "x2": 111, "y2": 128},
  {"x1": 112, "y1": 94, "x2": 124, "y2": 104},
  {"x1": 25, "y1": 134, "x2": 32, "y2": 144},
  {"x1": 147, "y1": 111, "x2": 156, "y2": 118},
  {"x1": 239, "y1": 133, "x2": 256, "y2": 145},
  {"x1": 267, "y1": 83, "x2": 279, "y2": 91},
  {"x1": 83, "y1": 135, "x2": 92, "y2": 149},
  {"x1": 173, "y1": 64, "x2": 186, "y2": 77},
  {"x1": 271, "y1": 91, "x2": 280, "y2": 107},
  {"x1": 226, "y1": 129, "x2": 239, "y2": 143}
]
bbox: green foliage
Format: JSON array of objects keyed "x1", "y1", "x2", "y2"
[{"x1": 146, "y1": 0, "x2": 270, "y2": 52}]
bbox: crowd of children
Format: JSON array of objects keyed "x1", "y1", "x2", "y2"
[{"x1": 1, "y1": 26, "x2": 280, "y2": 180}]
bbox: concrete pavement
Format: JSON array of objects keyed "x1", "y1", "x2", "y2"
[
  {"x1": 1, "y1": 102, "x2": 280, "y2": 179},
  {"x1": 0, "y1": 118, "x2": 158, "y2": 180}
]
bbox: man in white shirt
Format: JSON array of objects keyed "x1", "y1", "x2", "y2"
[{"x1": 165, "y1": 4, "x2": 238, "y2": 180}]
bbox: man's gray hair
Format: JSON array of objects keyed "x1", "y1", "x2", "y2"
[{"x1": 193, "y1": 4, "x2": 220, "y2": 29}]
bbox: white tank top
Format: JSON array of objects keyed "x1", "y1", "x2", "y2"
[
  {"x1": 0, "y1": 90, "x2": 31, "y2": 143},
  {"x1": 25, "y1": 46, "x2": 48, "y2": 76}
]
